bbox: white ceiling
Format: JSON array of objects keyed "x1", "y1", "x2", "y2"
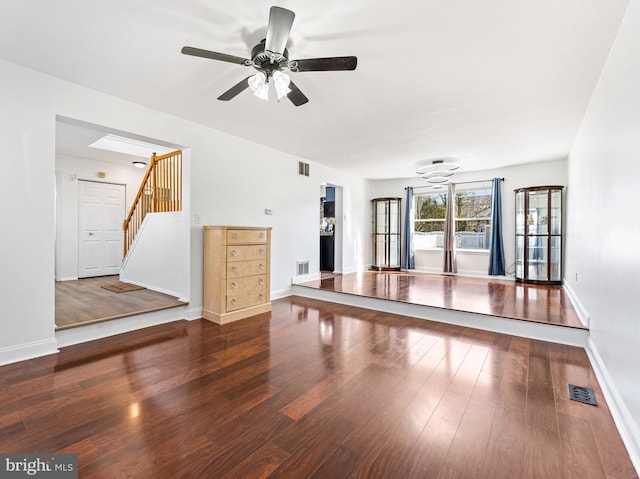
[{"x1": 0, "y1": 0, "x2": 630, "y2": 179}]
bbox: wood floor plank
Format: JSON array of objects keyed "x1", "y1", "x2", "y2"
[{"x1": 0, "y1": 296, "x2": 635, "y2": 479}]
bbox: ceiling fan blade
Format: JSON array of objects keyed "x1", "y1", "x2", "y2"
[
  {"x1": 264, "y1": 6, "x2": 295, "y2": 55},
  {"x1": 287, "y1": 80, "x2": 309, "y2": 106},
  {"x1": 217, "y1": 77, "x2": 252, "y2": 101},
  {"x1": 291, "y1": 56, "x2": 357, "y2": 72},
  {"x1": 181, "y1": 46, "x2": 249, "y2": 65}
]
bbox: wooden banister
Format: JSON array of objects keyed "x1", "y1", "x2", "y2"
[{"x1": 123, "y1": 150, "x2": 182, "y2": 257}]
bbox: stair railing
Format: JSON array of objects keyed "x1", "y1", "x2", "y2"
[{"x1": 123, "y1": 150, "x2": 182, "y2": 257}]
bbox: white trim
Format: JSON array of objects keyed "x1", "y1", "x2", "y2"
[
  {"x1": 291, "y1": 272, "x2": 321, "y2": 284},
  {"x1": 585, "y1": 337, "x2": 640, "y2": 474},
  {"x1": 185, "y1": 306, "x2": 202, "y2": 321},
  {"x1": 57, "y1": 276, "x2": 79, "y2": 282},
  {"x1": 0, "y1": 338, "x2": 59, "y2": 366},
  {"x1": 563, "y1": 281, "x2": 590, "y2": 328},
  {"x1": 271, "y1": 286, "x2": 293, "y2": 300},
  {"x1": 292, "y1": 286, "x2": 588, "y2": 347},
  {"x1": 56, "y1": 306, "x2": 188, "y2": 348}
]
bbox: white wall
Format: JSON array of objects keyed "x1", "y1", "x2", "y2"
[
  {"x1": 372, "y1": 159, "x2": 567, "y2": 277},
  {"x1": 565, "y1": 0, "x2": 640, "y2": 467},
  {"x1": 55, "y1": 154, "x2": 146, "y2": 280},
  {"x1": 0, "y1": 57, "x2": 371, "y2": 364}
]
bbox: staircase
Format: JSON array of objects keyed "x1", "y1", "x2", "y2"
[{"x1": 123, "y1": 150, "x2": 182, "y2": 257}]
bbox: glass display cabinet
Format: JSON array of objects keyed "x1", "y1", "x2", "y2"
[
  {"x1": 372, "y1": 197, "x2": 401, "y2": 271},
  {"x1": 515, "y1": 186, "x2": 563, "y2": 284}
]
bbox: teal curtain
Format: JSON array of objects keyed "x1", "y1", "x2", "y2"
[
  {"x1": 401, "y1": 187, "x2": 415, "y2": 269},
  {"x1": 488, "y1": 178, "x2": 506, "y2": 275}
]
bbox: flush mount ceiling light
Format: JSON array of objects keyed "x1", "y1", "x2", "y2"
[
  {"x1": 132, "y1": 161, "x2": 147, "y2": 168},
  {"x1": 89, "y1": 134, "x2": 174, "y2": 158}
]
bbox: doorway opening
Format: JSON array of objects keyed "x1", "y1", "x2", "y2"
[
  {"x1": 54, "y1": 116, "x2": 187, "y2": 330},
  {"x1": 319, "y1": 184, "x2": 343, "y2": 277}
]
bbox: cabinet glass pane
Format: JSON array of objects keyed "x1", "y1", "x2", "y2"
[
  {"x1": 550, "y1": 190, "x2": 561, "y2": 235},
  {"x1": 375, "y1": 236, "x2": 388, "y2": 265},
  {"x1": 389, "y1": 201, "x2": 399, "y2": 234},
  {"x1": 516, "y1": 235, "x2": 524, "y2": 278},
  {"x1": 389, "y1": 236, "x2": 400, "y2": 267},
  {"x1": 527, "y1": 191, "x2": 548, "y2": 235},
  {"x1": 550, "y1": 236, "x2": 561, "y2": 281},
  {"x1": 516, "y1": 192, "x2": 525, "y2": 235},
  {"x1": 376, "y1": 202, "x2": 388, "y2": 233},
  {"x1": 527, "y1": 236, "x2": 548, "y2": 280}
]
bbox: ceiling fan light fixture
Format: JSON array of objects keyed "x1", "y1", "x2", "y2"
[
  {"x1": 273, "y1": 70, "x2": 291, "y2": 100},
  {"x1": 248, "y1": 72, "x2": 269, "y2": 100}
]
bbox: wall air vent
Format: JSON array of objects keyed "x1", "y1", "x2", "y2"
[
  {"x1": 296, "y1": 261, "x2": 310, "y2": 276},
  {"x1": 298, "y1": 161, "x2": 310, "y2": 177}
]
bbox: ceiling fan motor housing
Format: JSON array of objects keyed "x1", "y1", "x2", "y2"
[{"x1": 251, "y1": 40, "x2": 289, "y2": 76}]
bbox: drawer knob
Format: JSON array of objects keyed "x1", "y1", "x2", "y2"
[
  {"x1": 231, "y1": 249, "x2": 238, "y2": 257},
  {"x1": 260, "y1": 232, "x2": 265, "y2": 239},
  {"x1": 259, "y1": 263, "x2": 265, "y2": 270},
  {"x1": 232, "y1": 232, "x2": 238, "y2": 239},
  {"x1": 231, "y1": 282, "x2": 237, "y2": 289},
  {"x1": 230, "y1": 298, "x2": 237, "y2": 306},
  {"x1": 259, "y1": 278, "x2": 264, "y2": 285},
  {"x1": 259, "y1": 294, "x2": 265, "y2": 300},
  {"x1": 259, "y1": 248, "x2": 264, "y2": 255},
  {"x1": 231, "y1": 266, "x2": 238, "y2": 273}
]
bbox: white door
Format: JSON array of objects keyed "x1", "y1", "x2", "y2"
[{"x1": 78, "y1": 181, "x2": 126, "y2": 278}]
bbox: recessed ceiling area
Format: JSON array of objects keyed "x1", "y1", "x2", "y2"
[
  {"x1": 56, "y1": 117, "x2": 181, "y2": 166},
  {"x1": 1, "y1": 1, "x2": 631, "y2": 178}
]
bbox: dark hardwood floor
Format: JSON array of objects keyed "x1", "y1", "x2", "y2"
[
  {"x1": 1, "y1": 296, "x2": 635, "y2": 478},
  {"x1": 55, "y1": 276, "x2": 187, "y2": 330},
  {"x1": 298, "y1": 271, "x2": 585, "y2": 329}
]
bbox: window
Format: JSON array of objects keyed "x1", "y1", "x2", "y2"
[
  {"x1": 414, "y1": 192, "x2": 447, "y2": 249},
  {"x1": 413, "y1": 186, "x2": 492, "y2": 251},
  {"x1": 454, "y1": 187, "x2": 492, "y2": 250}
]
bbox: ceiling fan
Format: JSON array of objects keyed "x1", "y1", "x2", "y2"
[{"x1": 181, "y1": 6, "x2": 357, "y2": 106}]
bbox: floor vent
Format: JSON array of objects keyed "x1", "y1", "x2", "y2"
[
  {"x1": 568, "y1": 384, "x2": 597, "y2": 406},
  {"x1": 296, "y1": 261, "x2": 309, "y2": 276},
  {"x1": 298, "y1": 161, "x2": 310, "y2": 177}
]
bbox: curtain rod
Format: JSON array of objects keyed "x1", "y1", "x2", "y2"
[{"x1": 406, "y1": 177, "x2": 504, "y2": 190}]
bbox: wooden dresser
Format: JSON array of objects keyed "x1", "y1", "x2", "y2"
[{"x1": 203, "y1": 226, "x2": 272, "y2": 324}]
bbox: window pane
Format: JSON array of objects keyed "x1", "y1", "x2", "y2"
[
  {"x1": 455, "y1": 219, "x2": 490, "y2": 249},
  {"x1": 455, "y1": 188, "x2": 492, "y2": 219},
  {"x1": 415, "y1": 193, "x2": 447, "y2": 220}
]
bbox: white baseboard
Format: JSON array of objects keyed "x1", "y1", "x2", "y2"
[
  {"x1": 0, "y1": 338, "x2": 59, "y2": 366},
  {"x1": 272, "y1": 286, "x2": 293, "y2": 300},
  {"x1": 56, "y1": 306, "x2": 187, "y2": 348},
  {"x1": 57, "y1": 276, "x2": 79, "y2": 282},
  {"x1": 585, "y1": 337, "x2": 640, "y2": 474},
  {"x1": 563, "y1": 282, "x2": 590, "y2": 328},
  {"x1": 185, "y1": 305, "x2": 203, "y2": 321},
  {"x1": 118, "y1": 277, "x2": 184, "y2": 302}
]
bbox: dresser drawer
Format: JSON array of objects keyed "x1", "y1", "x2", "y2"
[
  {"x1": 227, "y1": 260, "x2": 267, "y2": 278},
  {"x1": 227, "y1": 229, "x2": 268, "y2": 244},
  {"x1": 227, "y1": 244, "x2": 267, "y2": 262},
  {"x1": 227, "y1": 291, "x2": 268, "y2": 312},
  {"x1": 227, "y1": 275, "x2": 267, "y2": 293}
]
